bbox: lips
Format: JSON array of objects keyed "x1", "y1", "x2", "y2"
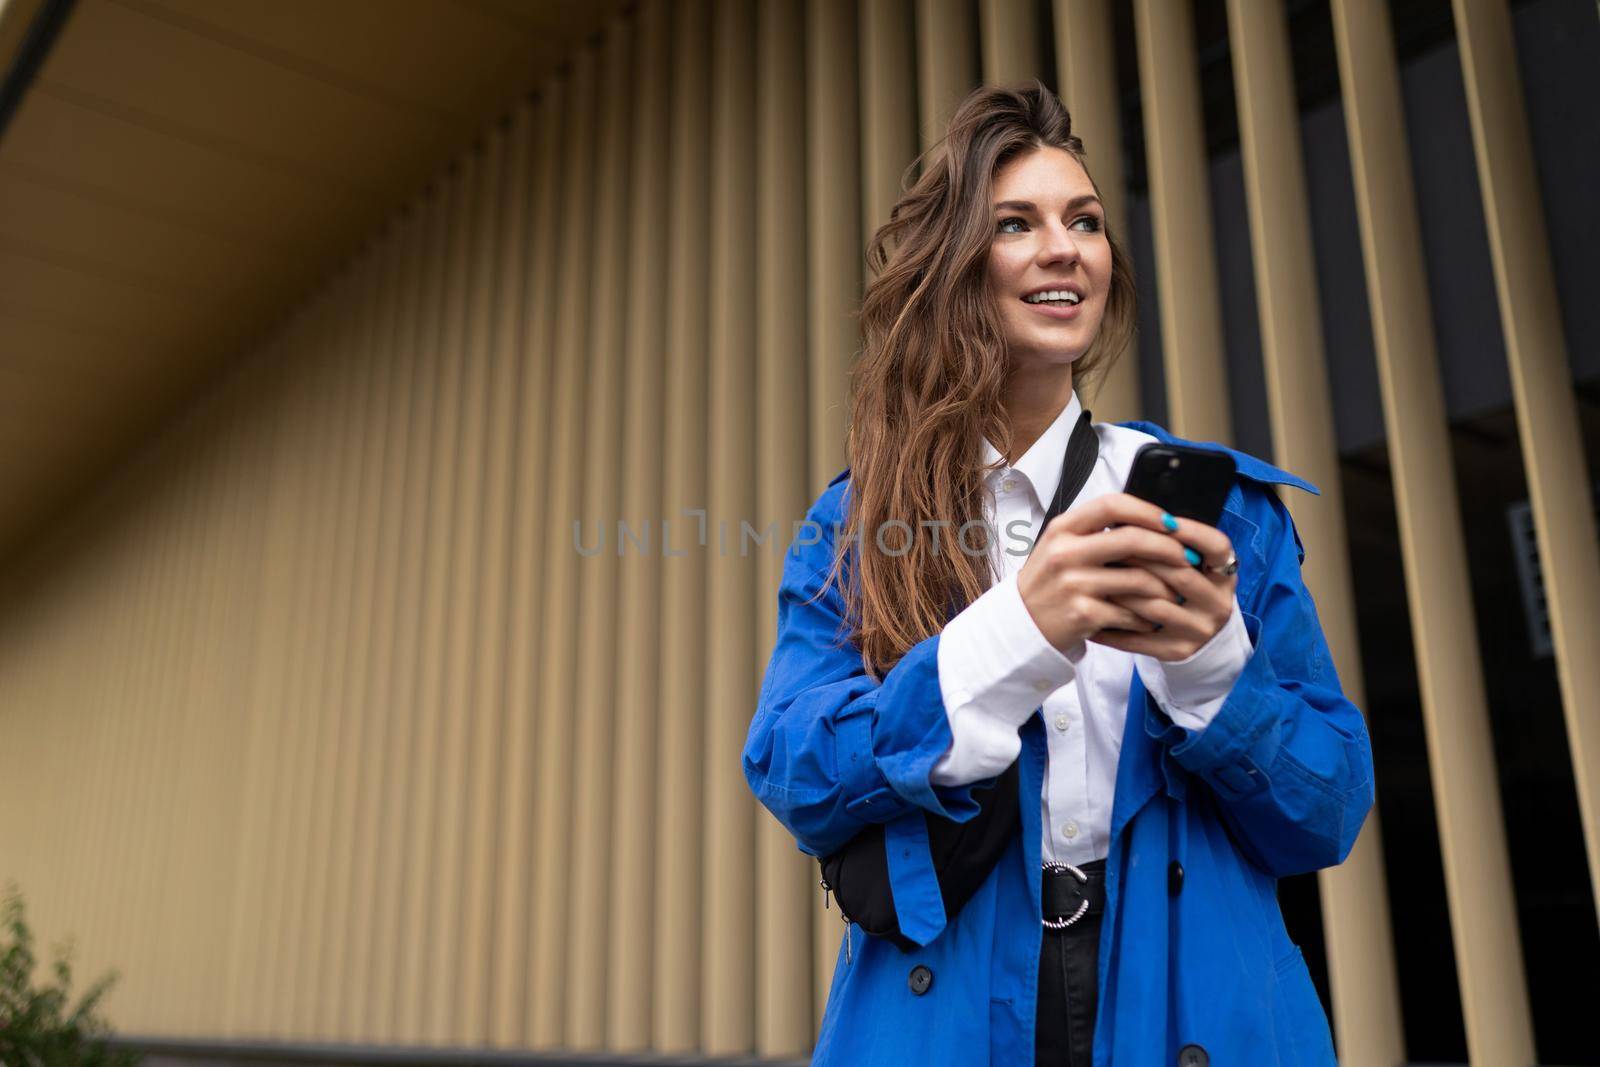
[{"x1": 1023, "y1": 298, "x2": 1082, "y2": 320}]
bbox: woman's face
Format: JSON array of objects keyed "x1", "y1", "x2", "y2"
[{"x1": 985, "y1": 146, "x2": 1113, "y2": 373}]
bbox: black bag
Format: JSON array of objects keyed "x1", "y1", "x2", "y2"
[{"x1": 819, "y1": 409, "x2": 1099, "y2": 952}]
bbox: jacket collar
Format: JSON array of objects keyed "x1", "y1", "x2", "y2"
[{"x1": 1113, "y1": 421, "x2": 1321, "y2": 497}]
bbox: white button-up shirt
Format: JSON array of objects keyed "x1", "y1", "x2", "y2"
[{"x1": 931, "y1": 389, "x2": 1254, "y2": 866}]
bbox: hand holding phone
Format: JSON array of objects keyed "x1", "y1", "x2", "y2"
[{"x1": 1087, "y1": 443, "x2": 1241, "y2": 654}]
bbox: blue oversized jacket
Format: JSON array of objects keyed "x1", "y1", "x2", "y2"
[{"x1": 742, "y1": 422, "x2": 1374, "y2": 1066}]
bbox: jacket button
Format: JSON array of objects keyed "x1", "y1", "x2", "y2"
[
  {"x1": 908, "y1": 964, "x2": 933, "y2": 995},
  {"x1": 1169, "y1": 860, "x2": 1185, "y2": 895},
  {"x1": 1178, "y1": 1044, "x2": 1208, "y2": 1066}
]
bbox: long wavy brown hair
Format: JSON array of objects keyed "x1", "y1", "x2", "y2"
[{"x1": 823, "y1": 80, "x2": 1139, "y2": 680}]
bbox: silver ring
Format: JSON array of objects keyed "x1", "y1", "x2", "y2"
[
  {"x1": 1042, "y1": 862, "x2": 1090, "y2": 930},
  {"x1": 1207, "y1": 550, "x2": 1239, "y2": 577}
]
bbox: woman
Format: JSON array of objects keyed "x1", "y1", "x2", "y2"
[{"x1": 743, "y1": 82, "x2": 1373, "y2": 1066}]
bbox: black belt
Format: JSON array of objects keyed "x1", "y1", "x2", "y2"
[{"x1": 1041, "y1": 858, "x2": 1106, "y2": 932}]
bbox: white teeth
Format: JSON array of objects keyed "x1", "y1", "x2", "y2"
[{"x1": 1024, "y1": 289, "x2": 1081, "y2": 305}]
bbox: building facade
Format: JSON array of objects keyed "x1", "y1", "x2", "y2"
[{"x1": 0, "y1": 0, "x2": 1596, "y2": 1063}]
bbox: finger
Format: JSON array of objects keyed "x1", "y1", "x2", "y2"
[
  {"x1": 1053, "y1": 525, "x2": 1192, "y2": 569},
  {"x1": 1085, "y1": 598, "x2": 1160, "y2": 633},
  {"x1": 1142, "y1": 559, "x2": 1234, "y2": 601},
  {"x1": 1051, "y1": 492, "x2": 1174, "y2": 537},
  {"x1": 1074, "y1": 566, "x2": 1181, "y2": 602},
  {"x1": 1161, "y1": 515, "x2": 1234, "y2": 571},
  {"x1": 1107, "y1": 594, "x2": 1207, "y2": 640}
]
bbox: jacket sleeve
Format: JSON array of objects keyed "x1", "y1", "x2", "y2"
[
  {"x1": 1144, "y1": 485, "x2": 1375, "y2": 878},
  {"x1": 742, "y1": 489, "x2": 989, "y2": 859}
]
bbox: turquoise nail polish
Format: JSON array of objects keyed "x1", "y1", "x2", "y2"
[
  {"x1": 1161, "y1": 512, "x2": 1178, "y2": 532},
  {"x1": 1185, "y1": 547, "x2": 1201, "y2": 566}
]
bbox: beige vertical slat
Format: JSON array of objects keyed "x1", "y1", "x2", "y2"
[
  {"x1": 1053, "y1": 0, "x2": 1140, "y2": 422},
  {"x1": 566, "y1": 15, "x2": 635, "y2": 1049},
  {"x1": 127, "y1": 416, "x2": 206, "y2": 1028},
  {"x1": 327, "y1": 224, "x2": 406, "y2": 1041},
  {"x1": 223, "y1": 336, "x2": 296, "y2": 1038},
  {"x1": 158, "y1": 397, "x2": 211, "y2": 1033},
  {"x1": 146, "y1": 414, "x2": 215, "y2": 1028},
  {"x1": 980, "y1": 0, "x2": 1042, "y2": 84},
  {"x1": 759, "y1": 0, "x2": 822, "y2": 1046},
  {"x1": 860, "y1": 0, "x2": 918, "y2": 235},
  {"x1": 106, "y1": 436, "x2": 165, "y2": 1029},
  {"x1": 917, "y1": 0, "x2": 979, "y2": 150},
  {"x1": 809, "y1": 0, "x2": 861, "y2": 493},
  {"x1": 428, "y1": 132, "x2": 503, "y2": 1047},
  {"x1": 181, "y1": 394, "x2": 236, "y2": 1032},
  {"x1": 281, "y1": 273, "x2": 353, "y2": 1036},
  {"x1": 254, "y1": 304, "x2": 331, "y2": 1038},
  {"x1": 461, "y1": 106, "x2": 534, "y2": 1045},
  {"x1": 805, "y1": 0, "x2": 863, "y2": 1018},
  {"x1": 76, "y1": 463, "x2": 158, "y2": 1027},
  {"x1": 494, "y1": 84, "x2": 564, "y2": 1050},
  {"x1": 1225, "y1": 4, "x2": 1406, "y2": 1061},
  {"x1": 344, "y1": 215, "x2": 419, "y2": 1039},
  {"x1": 301, "y1": 260, "x2": 382, "y2": 1040},
  {"x1": 1453, "y1": 0, "x2": 1600, "y2": 922},
  {"x1": 63, "y1": 521, "x2": 101, "y2": 1005},
  {"x1": 181, "y1": 383, "x2": 248, "y2": 1033},
  {"x1": 412, "y1": 146, "x2": 486, "y2": 1049},
  {"x1": 196, "y1": 370, "x2": 271, "y2": 1033},
  {"x1": 806, "y1": 0, "x2": 862, "y2": 491},
  {"x1": 403, "y1": 153, "x2": 479, "y2": 1044},
  {"x1": 1131, "y1": 0, "x2": 1231, "y2": 443},
  {"x1": 654, "y1": 0, "x2": 712, "y2": 1050},
  {"x1": 318, "y1": 230, "x2": 393, "y2": 1036},
  {"x1": 353, "y1": 205, "x2": 429, "y2": 1042},
  {"x1": 702, "y1": 0, "x2": 759, "y2": 1054},
  {"x1": 56, "y1": 487, "x2": 118, "y2": 1022},
  {"x1": 1329, "y1": 1, "x2": 1536, "y2": 1061},
  {"x1": 528, "y1": 47, "x2": 600, "y2": 1047},
  {"x1": 374, "y1": 177, "x2": 455, "y2": 1043},
  {"x1": 605, "y1": 0, "x2": 674, "y2": 1048},
  {"x1": 268, "y1": 288, "x2": 341, "y2": 1033},
  {"x1": 218, "y1": 366, "x2": 280, "y2": 1031}
]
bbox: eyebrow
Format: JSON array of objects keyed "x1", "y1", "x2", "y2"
[{"x1": 993, "y1": 195, "x2": 1102, "y2": 213}]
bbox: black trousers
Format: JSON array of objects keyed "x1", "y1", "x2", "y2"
[{"x1": 1034, "y1": 872, "x2": 1103, "y2": 1067}]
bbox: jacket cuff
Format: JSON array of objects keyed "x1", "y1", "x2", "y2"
[
  {"x1": 1147, "y1": 609, "x2": 1280, "y2": 802},
  {"x1": 834, "y1": 633, "x2": 986, "y2": 825},
  {"x1": 1135, "y1": 597, "x2": 1253, "y2": 732}
]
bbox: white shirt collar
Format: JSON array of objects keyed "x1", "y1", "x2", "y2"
[{"x1": 980, "y1": 389, "x2": 1083, "y2": 509}]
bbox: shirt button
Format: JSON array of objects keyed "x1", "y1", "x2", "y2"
[
  {"x1": 1062, "y1": 820, "x2": 1079, "y2": 839},
  {"x1": 1034, "y1": 679, "x2": 1053, "y2": 693},
  {"x1": 1054, "y1": 715, "x2": 1070, "y2": 732},
  {"x1": 908, "y1": 964, "x2": 933, "y2": 995},
  {"x1": 1001, "y1": 477, "x2": 1017, "y2": 493}
]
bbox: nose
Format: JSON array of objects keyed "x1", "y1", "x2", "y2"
[{"x1": 1035, "y1": 217, "x2": 1081, "y2": 268}]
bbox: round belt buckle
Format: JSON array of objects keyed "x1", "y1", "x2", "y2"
[{"x1": 1042, "y1": 861, "x2": 1090, "y2": 930}]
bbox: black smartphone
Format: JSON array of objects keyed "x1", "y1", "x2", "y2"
[
  {"x1": 1100, "y1": 444, "x2": 1236, "y2": 584},
  {"x1": 1122, "y1": 442, "x2": 1236, "y2": 527}
]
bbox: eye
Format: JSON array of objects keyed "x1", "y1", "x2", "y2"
[
  {"x1": 1072, "y1": 215, "x2": 1103, "y2": 233},
  {"x1": 997, "y1": 216, "x2": 1027, "y2": 234}
]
